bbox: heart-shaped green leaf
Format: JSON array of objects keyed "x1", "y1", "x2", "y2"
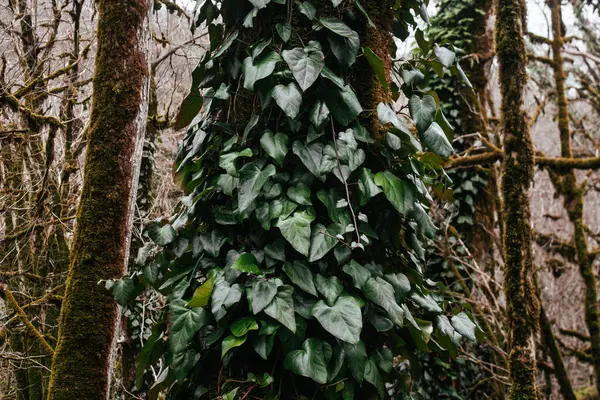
[
  {"x1": 260, "y1": 131, "x2": 289, "y2": 167},
  {"x1": 312, "y1": 296, "x2": 362, "y2": 344},
  {"x1": 284, "y1": 338, "x2": 329, "y2": 384}
]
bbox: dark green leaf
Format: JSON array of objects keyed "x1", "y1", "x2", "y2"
[
  {"x1": 243, "y1": 51, "x2": 281, "y2": 91},
  {"x1": 283, "y1": 261, "x2": 317, "y2": 296},
  {"x1": 420, "y1": 122, "x2": 453, "y2": 157},
  {"x1": 147, "y1": 222, "x2": 176, "y2": 246},
  {"x1": 451, "y1": 312, "x2": 476, "y2": 341},
  {"x1": 106, "y1": 278, "x2": 136, "y2": 307},
  {"x1": 282, "y1": 47, "x2": 325, "y2": 91},
  {"x1": 276, "y1": 210, "x2": 314, "y2": 256},
  {"x1": 374, "y1": 171, "x2": 415, "y2": 215},
  {"x1": 276, "y1": 23, "x2": 292, "y2": 42},
  {"x1": 260, "y1": 131, "x2": 288, "y2": 167},
  {"x1": 231, "y1": 252, "x2": 262, "y2": 274},
  {"x1": 238, "y1": 163, "x2": 277, "y2": 212},
  {"x1": 363, "y1": 47, "x2": 388, "y2": 93},
  {"x1": 271, "y1": 83, "x2": 302, "y2": 118},
  {"x1": 230, "y1": 316, "x2": 259, "y2": 337},
  {"x1": 250, "y1": 279, "x2": 279, "y2": 314},
  {"x1": 264, "y1": 285, "x2": 296, "y2": 332},
  {"x1": 222, "y1": 334, "x2": 247, "y2": 358},
  {"x1": 409, "y1": 95, "x2": 437, "y2": 133},
  {"x1": 169, "y1": 299, "x2": 209, "y2": 353},
  {"x1": 343, "y1": 260, "x2": 371, "y2": 290},
  {"x1": 314, "y1": 274, "x2": 343, "y2": 306},
  {"x1": 312, "y1": 296, "x2": 362, "y2": 344},
  {"x1": 284, "y1": 338, "x2": 329, "y2": 384},
  {"x1": 363, "y1": 277, "x2": 404, "y2": 326}
]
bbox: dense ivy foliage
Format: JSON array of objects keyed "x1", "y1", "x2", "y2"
[{"x1": 109, "y1": 0, "x2": 480, "y2": 398}]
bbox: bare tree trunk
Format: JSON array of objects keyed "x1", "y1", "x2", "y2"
[
  {"x1": 495, "y1": 0, "x2": 540, "y2": 398},
  {"x1": 46, "y1": 0, "x2": 151, "y2": 398}
]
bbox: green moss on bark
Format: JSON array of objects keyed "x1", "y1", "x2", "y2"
[
  {"x1": 46, "y1": 1, "x2": 151, "y2": 399},
  {"x1": 545, "y1": 1, "x2": 600, "y2": 394},
  {"x1": 495, "y1": 0, "x2": 540, "y2": 398}
]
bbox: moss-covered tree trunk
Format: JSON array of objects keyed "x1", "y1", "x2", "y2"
[
  {"x1": 495, "y1": 0, "x2": 540, "y2": 398},
  {"x1": 545, "y1": 0, "x2": 600, "y2": 394},
  {"x1": 46, "y1": 1, "x2": 151, "y2": 398}
]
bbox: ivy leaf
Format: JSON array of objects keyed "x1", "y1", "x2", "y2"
[
  {"x1": 437, "y1": 315, "x2": 462, "y2": 345},
  {"x1": 384, "y1": 273, "x2": 411, "y2": 302},
  {"x1": 434, "y1": 45, "x2": 456, "y2": 68},
  {"x1": 363, "y1": 277, "x2": 404, "y2": 326},
  {"x1": 420, "y1": 122, "x2": 453, "y2": 158},
  {"x1": 282, "y1": 47, "x2": 325, "y2": 91},
  {"x1": 253, "y1": 334, "x2": 276, "y2": 360},
  {"x1": 187, "y1": 274, "x2": 216, "y2": 308},
  {"x1": 451, "y1": 312, "x2": 477, "y2": 342},
  {"x1": 216, "y1": 174, "x2": 238, "y2": 196},
  {"x1": 287, "y1": 183, "x2": 311, "y2": 205},
  {"x1": 238, "y1": 163, "x2": 277, "y2": 213},
  {"x1": 364, "y1": 359, "x2": 385, "y2": 398},
  {"x1": 283, "y1": 261, "x2": 317, "y2": 296},
  {"x1": 172, "y1": 349, "x2": 198, "y2": 383},
  {"x1": 401, "y1": 69, "x2": 425, "y2": 86},
  {"x1": 343, "y1": 341, "x2": 367, "y2": 383},
  {"x1": 312, "y1": 296, "x2": 362, "y2": 344},
  {"x1": 343, "y1": 260, "x2": 371, "y2": 290},
  {"x1": 276, "y1": 210, "x2": 314, "y2": 256},
  {"x1": 363, "y1": 47, "x2": 388, "y2": 93},
  {"x1": 315, "y1": 274, "x2": 343, "y2": 306},
  {"x1": 243, "y1": 51, "x2": 281, "y2": 91},
  {"x1": 276, "y1": 23, "x2": 292, "y2": 42},
  {"x1": 260, "y1": 131, "x2": 288, "y2": 167},
  {"x1": 147, "y1": 222, "x2": 176, "y2": 246},
  {"x1": 308, "y1": 223, "x2": 343, "y2": 262},
  {"x1": 331, "y1": 0, "x2": 342, "y2": 6},
  {"x1": 219, "y1": 148, "x2": 253, "y2": 176},
  {"x1": 271, "y1": 83, "x2": 302, "y2": 118},
  {"x1": 317, "y1": 188, "x2": 350, "y2": 226},
  {"x1": 410, "y1": 292, "x2": 442, "y2": 313},
  {"x1": 377, "y1": 103, "x2": 410, "y2": 134},
  {"x1": 106, "y1": 278, "x2": 137, "y2": 307},
  {"x1": 357, "y1": 168, "x2": 382, "y2": 206},
  {"x1": 298, "y1": 1, "x2": 316, "y2": 20},
  {"x1": 385, "y1": 132, "x2": 401, "y2": 150},
  {"x1": 211, "y1": 276, "x2": 243, "y2": 321},
  {"x1": 248, "y1": 0, "x2": 270, "y2": 9},
  {"x1": 374, "y1": 171, "x2": 415, "y2": 215},
  {"x1": 284, "y1": 338, "x2": 329, "y2": 384},
  {"x1": 264, "y1": 285, "x2": 296, "y2": 333},
  {"x1": 174, "y1": 90, "x2": 202, "y2": 130},
  {"x1": 310, "y1": 101, "x2": 330, "y2": 127},
  {"x1": 320, "y1": 84, "x2": 362, "y2": 126},
  {"x1": 293, "y1": 141, "x2": 326, "y2": 181},
  {"x1": 231, "y1": 252, "x2": 262, "y2": 274},
  {"x1": 230, "y1": 317, "x2": 259, "y2": 337},
  {"x1": 198, "y1": 231, "x2": 227, "y2": 258},
  {"x1": 169, "y1": 299, "x2": 209, "y2": 354},
  {"x1": 320, "y1": 17, "x2": 360, "y2": 68},
  {"x1": 408, "y1": 95, "x2": 437, "y2": 133},
  {"x1": 250, "y1": 279, "x2": 279, "y2": 314},
  {"x1": 221, "y1": 334, "x2": 247, "y2": 358},
  {"x1": 411, "y1": 203, "x2": 437, "y2": 238}
]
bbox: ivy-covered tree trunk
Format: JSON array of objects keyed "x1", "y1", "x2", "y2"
[
  {"x1": 46, "y1": 0, "x2": 151, "y2": 398},
  {"x1": 495, "y1": 0, "x2": 540, "y2": 399},
  {"x1": 545, "y1": 0, "x2": 600, "y2": 394},
  {"x1": 116, "y1": 1, "x2": 476, "y2": 399}
]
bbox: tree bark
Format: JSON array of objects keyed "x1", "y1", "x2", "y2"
[
  {"x1": 46, "y1": 0, "x2": 151, "y2": 398},
  {"x1": 545, "y1": 0, "x2": 600, "y2": 394},
  {"x1": 495, "y1": 0, "x2": 541, "y2": 398}
]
